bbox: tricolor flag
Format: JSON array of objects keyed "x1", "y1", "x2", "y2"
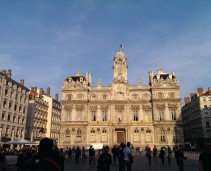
[
  {"x1": 120, "y1": 44, "x2": 126, "y2": 48},
  {"x1": 118, "y1": 118, "x2": 122, "y2": 125}
]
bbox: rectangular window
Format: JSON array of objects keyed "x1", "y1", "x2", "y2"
[
  {"x1": 15, "y1": 94, "x2": 18, "y2": 100},
  {"x1": 5, "y1": 89, "x2": 8, "y2": 96},
  {"x1": 203, "y1": 97, "x2": 206, "y2": 101},
  {"x1": 22, "y1": 118, "x2": 25, "y2": 124},
  {"x1": 23, "y1": 107, "x2": 25, "y2": 114},
  {"x1": 204, "y1": 105, "x2": 208, "y2": 110},
  {"x1": 91, "y1": 111, "x2": 96, "y2": 121},
  {"x1": 7, "y1": 114, "x2": 10, "y2": 121},
  {"x1": 9, "y1": 102, "x2": 12, "y2": 109},
  {"x1": 102, "y1": 111, "x2": 107, "y2": 121},
  {"x1": 1, "y1": 113, "x2": 5, "y2": 120},
  {"x1": 159, "y1": 109, "x2": 164, "y2": 120},
  {"x1": 209, "y1": 97, "x2": 211, "y2": 101},
  {"x1": 6, "y1": 128, "x2": 9, "y2": 135},
  {"x1": 77, "y1": 110, "x2": 82, "y2": 121},
  {"x1": 20, "y1": 96, "x2": 22, "y2": 102},
  {"x1": 14, "y1": 104, "x2": 17, "y2": 111},
  {"x1": 133, "y1": 110, "x2": 138, "y2": 121},
  {"x1": 13, "y1": 116, "x2": 16, "y2": 122},
  {"x1": 145, "y1": 110, "x2": 150, "y2": 121},
  {"x1": 66, "y1": 110, "x2": 71, "y2": 121},
  {"x1": 3, "y1": 100, "x2": 7, "y2": 108},
  {"x1": 10, "y1": 92, "x2": 14, "y2": 98},
  {"x1": 171, "y1": 109, "x2": 176, "y2": 120},
  {"x1": 19, "y1": 106, "x2": 21, "y2": 112},
  {"x1": 18, "y1": 117, "x2": 20, "y2": 123}
]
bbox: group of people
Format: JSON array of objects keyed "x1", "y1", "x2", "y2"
[{"x1": 0, "y1": 140, "x2": 211, "y2": 171}]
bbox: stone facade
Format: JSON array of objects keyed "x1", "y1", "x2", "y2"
[
  {"x1": 0, "y1": 69, "x2": 29, "y2": 146},
  {"x1": 182, "y1": 87, "x2": 211, "y2": 150},
  {"x1": 59, "y1": 50, "x2": 184, "y2": 149}
]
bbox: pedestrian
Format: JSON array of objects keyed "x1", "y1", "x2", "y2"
[
  {"x1": 89, "y1": 147, "x2": 95, "y2": 164},
  {"x1": 81, "y1": 147, "x2": 86, "y2": 162},
  {"x1": 0, "y1": 153, "x2": 7, "y2": 171},
  {"x1": 16, "y1": 146, "x2": 31, "y2": 171},
  {"x1": 175, "y1": 145, "x2": 187, "y2": 171},
  {"x1": 75, "y1": 146, "x2": 81, "y2": 163},
  {"x1": 58, "y1": 149, "x2": 65, "y2": 171},
  {"x1": 199, "y1": 141, "x2": 211, "y2": 171},
  {"x1": 139, "y1": 147, "x2": 142, "y2": 155},
  {"x1": 145, "y1": 148, "x2": 152, "y2": 166},
  {"x1": 19, "y1": 138, "x2": 61, "y2": 171},
  {"x1": 118, "y1": 143, "x2": 125, "y2": 171},
  {"x1": 167, "y1": 146, "x2": 172, "y2": 164},
  {"x1": 152, "y1": 146, "x2": 158, "y2": 161},
  {"x1": 158, "y1": 147, "x2": 166, "y2": 165},
  {"x1": 111, "y1": 145, "x2": 118, "y2": 165},
  {"x1": 123, "y1": 142, "x2": 133, "y2": 171},
  {"x1": 97, "y1": 146, "x2": 112, "y2": 171},
  {"x1": 67, "y1": 147, "x2": 72, "y2": 161}
]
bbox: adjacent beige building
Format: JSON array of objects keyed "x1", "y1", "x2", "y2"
[
  {"x1": 182, "y1": 87, "x2": 211, "y2": 150},
  {"x1": 25, "y1": 87, "x2": 61, "y2": 142},
  {"x1": 0, "y1": 69, "x2": 29, "y2": 144},
  {"x1": 59, "y1": 50, "x2": 184, "y2": 149}
]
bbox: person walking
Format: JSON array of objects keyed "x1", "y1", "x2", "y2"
[
  {"x1": 97, "y1": 146, "x2": 112, "y2": 171},
  {"x1": 152, "y1": 146, "x2": 158, "y2": 161},
  {"x1": 167, "y1": 146, "x2": 172, "y2": 164},
  {"x1": 199, "y1": 141, "x2": 211, "y2": 171},
  {"x1": 175, "y1": 145, "x2": 187, "y2": 171},
  {"x1": 118, "y1": 143, "x2": 125, "y2": 171},
  {"x1": 20, "y1": 138, "x2": 61, "y2": 171},
  {"x1": 81, "y1": 147, "x2": 86, "y2": 162},
  {"x1": 111, "y1": 145, "x2": 118, "y2": 165},
  {"x1": 139, "y1": 147, "x2": 142, "y2": 155},
  {"x1": 123, "y1": 142, "x2": 133, "y2": 171},
  {"x1": 89, "y1": 147, "x2": 95, "y2": 164},
  {"x1": 16, "y1": 147, "x2": 31, "y2": 171},
  {"x1": 145, "y1": 148, "x2": 152, "y2": 166},
  {"x1": 159, "y1": 147, "x2": 166, "y2": 165}
]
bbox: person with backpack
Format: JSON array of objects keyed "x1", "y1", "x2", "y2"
[
  {"x1": 152, "y1": 146, "x2": 158, "y2": 161},
  {"x1": 145, "y1": 148, "x2": 152, "y2": 166},
  {"x1": 20, "y1": 138, "x2": 61, "y2": 171},
  {"x1": 97, "y1": 146, "x2": 112, "y2": 171}
]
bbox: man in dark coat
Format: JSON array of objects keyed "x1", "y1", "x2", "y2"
[
  {"x1": 199, "y1": 141, "x2": 211, "y2": 171},
  {"x1": 15, "y1": 146, "x2": 31, "y2": 171},
  {"x1": 20, "y1": 138, "x2": 61, "y2": 171},
  {"x1": 97, "y1": 146, "x2": 112, "y2": 171},
  {"x1": 175, "y1": 145, "x2": 187, "y2": 171}
]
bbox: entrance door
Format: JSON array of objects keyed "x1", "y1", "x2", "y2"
[{"x1": 117, "y1": 132, "x2": 125, "y2": 144}]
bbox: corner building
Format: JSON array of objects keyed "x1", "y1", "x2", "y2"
[{"x1": 60, "y1": 50, "x2": 184, "y2": 149}]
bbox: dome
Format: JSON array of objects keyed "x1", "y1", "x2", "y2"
[
  {"x1": 64, "y1": 70, "x2": 87, "y2": 83},
  {"x1": 114, "y1": 49, "x2": 127, "y2": 59}
]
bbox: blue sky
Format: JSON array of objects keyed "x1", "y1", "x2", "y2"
[{"x1": 0, "y1": 1, "x2": 211, "y2": 104}]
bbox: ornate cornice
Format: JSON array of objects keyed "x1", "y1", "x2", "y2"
[
  {"x1": 131, "y1": 105, "x2": 140, "y2": 110},
  {"x1": 114, "y1": 105, "x2": 125, "y2": 110},
  {"x1": 100, "y1": 105, "x2": 109, "y2": 110}
]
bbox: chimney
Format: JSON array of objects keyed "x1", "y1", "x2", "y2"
[
  {"x1": 34, "y1": 87, "x2": 37, "y2": 96},
  {"x1": 46, "y1": 87, "x2": 50, "y2": 96},
  {"x1": 184, "y1": 97, "x2": 190, "y2": 104},
  {"x1": 197, "y1": 87, "x2": 203, "y2": 96},
  {"x1": 86, "y1": 72, "x2": 89, "y2": 82},
  {"x1": 89, "y1": 73, "x2": 92, "y2": 86},
  {"x1": 39, "y1": 88, "x2": 43, "y2": 97},
  {"x1": 30, "y1": 87, "x2": 35, "y2": 100},
  {"x1": 20, "y1": 79, "x2": 24, "y2": 86},
  {"x1": 55, "y1": 93, "x2": 59, "y2": 101},
  {"x1": 1, "y1": 70, "x2": 6, "y2": 75},
  {"x1": 7, "y1": 69, "x2": 12, "y2": 78}
]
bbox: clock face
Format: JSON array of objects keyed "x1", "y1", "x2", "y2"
[{"x1": 116, "y1": 65, "x2": 124, "y2": 72}]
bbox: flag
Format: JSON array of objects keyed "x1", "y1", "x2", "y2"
[
  {"x1": 120, "y1": 44, "x2": 126, "y2": 48},
  {"x1": 118, "y1": 118, "x2": 122, "y2": 125}
]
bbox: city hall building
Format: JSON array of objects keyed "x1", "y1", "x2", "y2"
[{"x1": 59, "y1": 50, "x2": 184, "y2": 149}]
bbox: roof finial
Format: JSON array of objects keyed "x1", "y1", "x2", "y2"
[{"x1": 76, "y1": 70, "x2": 81, "y2": 76}]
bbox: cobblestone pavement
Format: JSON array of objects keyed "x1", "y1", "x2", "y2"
[
  {"x1": 6, "y1": 152, "x2": 200, "y2": 171},
  {"x1": 64, "y1": 152, "x2": 199, "y2": 171}
]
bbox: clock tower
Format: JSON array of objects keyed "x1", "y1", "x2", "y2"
[{"x1": 113, "y1": 49, "x2": 128, "y2": 83}]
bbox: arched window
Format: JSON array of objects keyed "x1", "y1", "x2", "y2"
[
  {"x1": 143, "y1": 94, "x2": 149, "y2": 100},
  {"x1": 102, "y1": 130, "x2": 107, "y2": 141},
  {"x1": 90, "y1": 130, "x2": 95, "y2": 142},
  {"x1": 77, "y1": 94, "x2": 83, "y2": 100},
  {"x1": 146, "y1": 130, "x2": 151, "y2": 142},
  {"x1": 132, "y1": 94, "x2": 138, "y2": 100},
  {"x1": 76, "y1": 129, "x2": 82, "y2": 142},
  {"x1": 160, "y1": 129, "x2": 166, "y2": 142},
  {"x1": 65, "y1": 129, "x2": 70, "y2": 142},
  {"x1": 171, "y1": 109, "x2": 176, "y2": 120},
  {"x1": 134, "y1": 129, "x2": 139, "y2": 142},
  {"x1": 157, "y1": 93, "x2": 163, "y2": 99},
  {"x1": 173, "y1": 129, "x2": 178, "y2": 142}
]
